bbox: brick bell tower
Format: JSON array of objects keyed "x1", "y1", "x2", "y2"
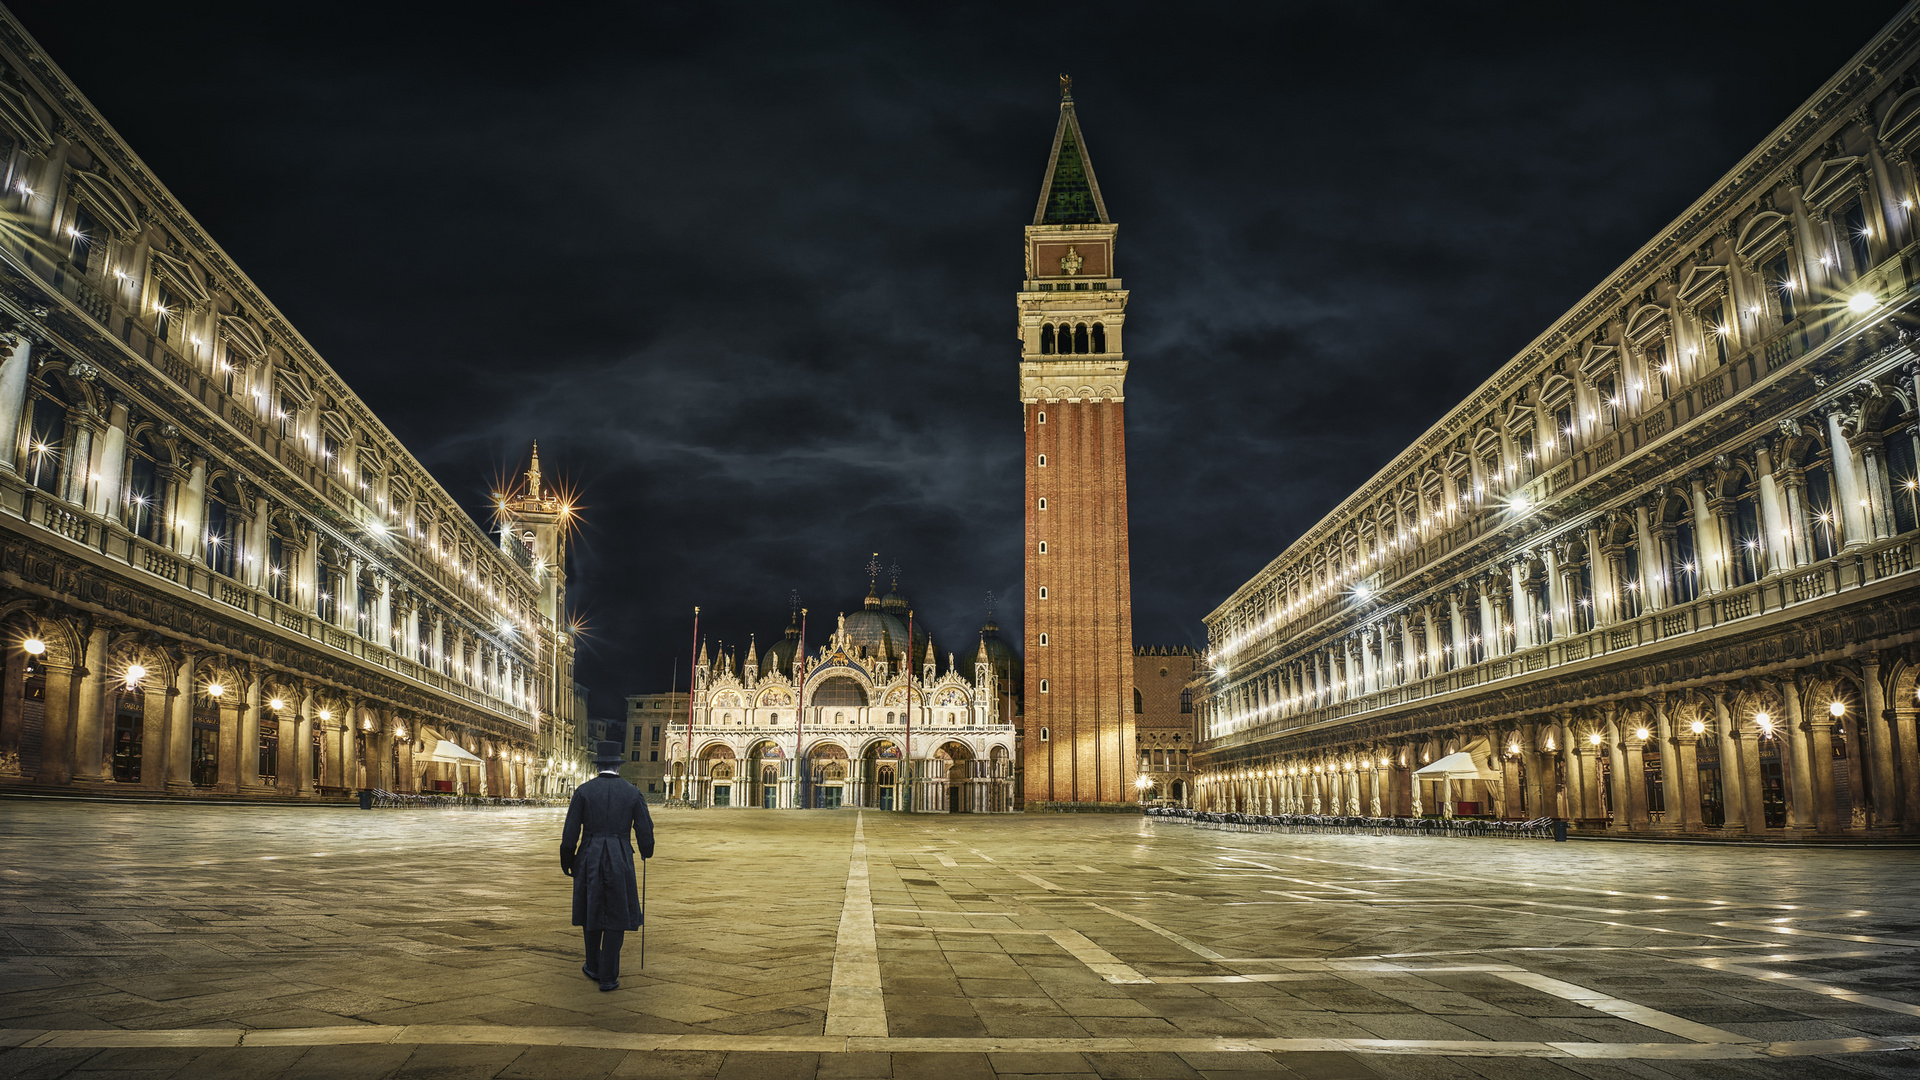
[{"x1": 1020, "y1": 75, "x2": 1135, "y2": 811}]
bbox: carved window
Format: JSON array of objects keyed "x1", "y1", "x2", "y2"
[
  {"x1": 1700, "y1": 302, "x2": 1728, "y2": 366},
  {"x1": 202, "y1": 480, "x2": 242, "y2": 578},
  {"x1": 1889, "y1": 424, "x2": 1919, "y2": 535},
  {"x1": 154, "y1": 284, "x2": 177, "y2": 344},
  {"x1": 267, "y1": 530, "x2": 293, "y2": 603},
  {"x1": 1806, "y1": 457, "x2": 1840, "y2": 560},
  {"x1": 1039, "y1": 324, "x2": 1055, "y2": 354},
  {"x1": 1596, "y1": 373, "x2": 1618, "y2": 430},
  {"x1": 67, "y1": 205, "x2": 97, "y2": 272},
  {"x1": 1553, "y1": 404, "x2": 1574, "y2": 458},
  {"x1": 1765, "y1": 253, "x2": 1796, "y2": 325},
  {"x1": 1091, "y1": 323, "x2": 1106, "y2": 353},
  {"x1": 26, "y1": 391, "x2": 66, "y2": 495},
  {"x1": 1841, "y1": 198, "x2": 1871, "y2": 276},
  {"x1": 122, "y1": 432, "x2": 163, "y2": 543}
]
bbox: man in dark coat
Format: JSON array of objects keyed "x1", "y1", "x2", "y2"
[{"x1": 560, "y1": 740, "x2": 654, "y2": 991}]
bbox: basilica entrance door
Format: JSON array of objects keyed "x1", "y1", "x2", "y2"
[
  {"x1": 878, "y1": 787, "x2": 893, "y2": 811},
  {"x1": 818, "y1": 785, "x2": 842, "y2": 809},
  {"x1": 713, "y1": 784, "x2": 731, "y2": 807},
  {"x1": 948, "y1": 786, "x2": 959, "y2": 813}
]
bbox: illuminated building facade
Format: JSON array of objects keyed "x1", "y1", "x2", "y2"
[
  {"x1": 1020, "y1": 77, "x2": 1137, "y2": 810},
  {"x1": 1197, "y1": 8, "x2": 1920, "y2": 839},
  {"x1": 1133, "y1": 645, "x2": 1198, "y2": 808},
  {"x1": 0, "y1": 12, "x2": 583, "y2": 801},
  {"x1": 664, "y1": 577, "x2": 1016, "y2": 812}
]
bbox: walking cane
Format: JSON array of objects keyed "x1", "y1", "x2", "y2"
[{"x1": 640, "y1": 857, "x2": 647, "y2": 969}]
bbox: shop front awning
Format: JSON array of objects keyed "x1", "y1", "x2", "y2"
[
  {"x1": 1411, "y1": 751, "x2": 1499, "y2": 781},
  {"x1": 422, "y1": 739, "x2": 485, "y2": 766}
]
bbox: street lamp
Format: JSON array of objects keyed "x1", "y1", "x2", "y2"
[{"x1": 1135, "y1": 774, "x2": 1152, "y2": 802}]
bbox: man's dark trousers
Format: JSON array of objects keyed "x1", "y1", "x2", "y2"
[{"x1": 584, "y1": 928, "x2": 624, "y2": 981}]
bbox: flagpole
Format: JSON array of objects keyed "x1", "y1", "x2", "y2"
[
  {"x1": 795, "y1": 607, "x2": 808, "y2": 810},
  {"x1": 683, "y1": 607, "x2": 699, "y2": 802}
]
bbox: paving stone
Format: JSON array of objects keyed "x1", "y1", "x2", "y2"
[{"x1": 5, "y1": 806, "x2": 1920, "y2": 1079}]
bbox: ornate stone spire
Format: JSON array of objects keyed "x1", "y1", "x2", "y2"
[{"x1": 526, "y1": 441, "x2": 542, "y2": 502}]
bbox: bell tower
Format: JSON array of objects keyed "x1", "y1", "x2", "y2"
[{"x1": 1019, "y1": 76, "x2": 1135, "y2": 810}]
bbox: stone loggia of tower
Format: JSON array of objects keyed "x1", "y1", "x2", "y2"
[{"x1": 1018, "y1": 76, "x2": 1136, "y2": 811}]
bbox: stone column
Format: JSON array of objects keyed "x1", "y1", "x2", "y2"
[
  {"x1": 72, "y1": 624, "x2": 110, "y2": 783},
  {"x1": 1652, "y1": 698, "x2": 1687, "y2": 829},
  {"x1": 397, "y1": 722, "x2": 416, "y2": 793},
  {"x1": 1710, "y1": 688, "x2": 1748, "y2": 832},
  {"x1": 60, "y1": 415, "x2": 96, "y2": 509},
  {"x1": 1756, "y1": 440, "x2": 1792, "y2": 575},
  {"x1": 275, "y1": 695, "x2": 298, "y2": 795},
  {"x1": 1825, "y1": 408, "x2": 1869, "y2": 549},
  {"x1": 176, "y1": 454, "x2": 207, "y2": 559},
  {"x1": 138, "y1": 675, "x2": 167, "y2": 793},
  {"x1": 1773, "y1": 683, "x2": 1813, "y2": 831},
  {"x1": 238, "y1": 674, "x2": 262, "y2": 789},
  {"x1": 0, "y1": 333, "x2": 33, "y2": 472},
  {"x1": 249, "y1": 495, "x2": 271, "y2": 591},
  {"x1": 91, "y1": 396, "x2": 128, "y2": 518},
  {"x1": 166, "y1": 653, "x2": 195, "y2": 791},
  {"x1": 1629, "y1": 504, "x2": 1659, "y2": 611},
  {"x1": 0, "y1": 647, "x2": 26, "y2": 779},
  {"x1": 1861, "y1": 656, "x2": 1899, "y2": 828}
]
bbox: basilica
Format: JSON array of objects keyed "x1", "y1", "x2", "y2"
[{"x1": 665, "y1": 577, "x2": 1019, "y2": 812}]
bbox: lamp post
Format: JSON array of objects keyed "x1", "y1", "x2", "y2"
[{"x1": 1134, "y1": 773, "x2": 1152, "y2": 805}]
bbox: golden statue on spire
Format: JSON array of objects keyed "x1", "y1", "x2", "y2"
[{"x1": 526, "y1": 441, "x2": 543, "y2": 502}]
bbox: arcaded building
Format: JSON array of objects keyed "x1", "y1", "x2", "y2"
[
  {"x1": 1197, "y1": 8, "x2": 1920, "y2": 839},
  {"x1": 0, "y1": 13, "x2": 583, "y2": 800}
]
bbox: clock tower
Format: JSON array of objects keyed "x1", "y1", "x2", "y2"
[{"x1": 1019, "y1": 77, "x2": 1135, "y2": 810}]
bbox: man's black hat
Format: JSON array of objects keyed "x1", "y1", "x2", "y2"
[{"x1": 592, "y1": 740, "x2": 624, "y2": 768}]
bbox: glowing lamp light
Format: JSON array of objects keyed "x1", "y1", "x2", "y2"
[
  {"x1": 1635, "y1": 727, "x2": 1651, "y2": 741},
  {"x1": 1829, "y1": 700, "x2": 1846, "y2": 718},
  {"x1": 269, "y1": 697, "x2": 286, "y2": 712},
  {"x1": 125, "y1": 664, "x2": 147, "y2": 685},
  {"x1": 1849, "y1": 293, "x2": 1877, "y2": 313},
  {"x1": 319, "y1": 709, "x2": 332, "y2": 721},
  {"x1": 206, "y1": 683, "x2": 225, "y2": 698},
  {"x1": 22, "y1": 637, "x2": 45, "y2": 655},
  {"x1": 1690, "y1": 719, "x2": 1705, "y2": 735},
  {"x1": 1588, "y1": 731, "x2": 1603, "y2": 746}
]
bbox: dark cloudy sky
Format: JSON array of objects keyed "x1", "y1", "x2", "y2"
[{"x1": 10, "y1": 2, "x2": 1902, "y2": 716}]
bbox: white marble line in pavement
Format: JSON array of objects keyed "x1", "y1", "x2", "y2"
[
  {"x1": 1084, "y1": 901, "x2": 1227, "y2": 960},
  {"x1": 822, "y1": 811, "x2": 885, "y2": 1037},
  {"x1": 7, "y1": 1027, "x2": 1919, "y2": 1060}
]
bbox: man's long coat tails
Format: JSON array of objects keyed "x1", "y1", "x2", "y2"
[{"x1": 561, "y1": 774, "x2": 655, "y2": 931}]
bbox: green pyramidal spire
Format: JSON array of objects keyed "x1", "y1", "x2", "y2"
[{"x1": 1033, "y1": 75, "x2": 1110, "y2": 226}]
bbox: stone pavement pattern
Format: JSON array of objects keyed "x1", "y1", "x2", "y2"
[{"x1": 0, "y1": 802, "x2": 1917, "y2": 1079}]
